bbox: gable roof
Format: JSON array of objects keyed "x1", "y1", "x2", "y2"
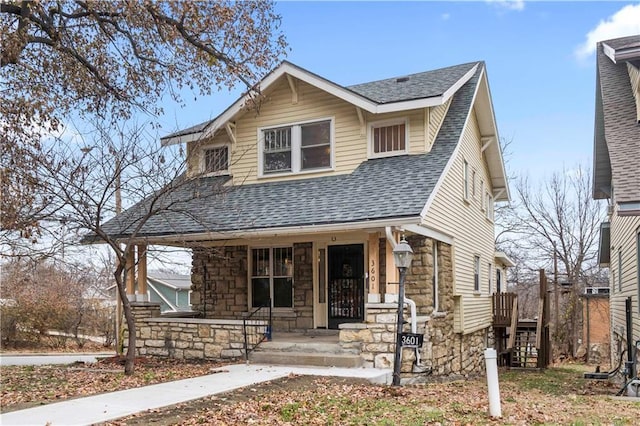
[
  {"x1": 160, "y1": 61, "x2": 478, "y2": 146},
  {"x1": 347, "y1": 62, "x2": 479, "y2": 104},
  {"x1": 593, "y1": 35, "x2": 640, "y2": 214},
  {"x1": 99, "y1": 64, "x2": 485, "y2": 242}
]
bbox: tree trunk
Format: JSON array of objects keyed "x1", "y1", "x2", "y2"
[{"x1": 114, "y1": 263, "x2": 136, "y2": 375}]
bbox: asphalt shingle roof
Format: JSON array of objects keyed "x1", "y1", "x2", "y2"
[
  {"x1": 347, "y1": 62, "x2": 478, "y2": 104},
  {"x1": 161, "y1": 61, "x2": 478, "y2": 142},
  {"x1": 594, "y1": 36, "x2": 640, "y2": 204},
  {"x1": 100, "y1": 63, "x2": 481, "y2": 240}
]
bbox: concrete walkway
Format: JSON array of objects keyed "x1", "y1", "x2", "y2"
[
  {"x1": 0, "y1": 353, "x2": 112, "y2": 366},
  {"x1": 0, "y1": 363, "x2": 392, "y2": 426}
]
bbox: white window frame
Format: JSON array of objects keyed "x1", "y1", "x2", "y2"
[
  {"x1": 480, "y1": 180, "x2": 486, "y2": 211},
  {"x1": 199, "y1": 144, "x2": 230, "y2": 176},
  {"x1": 367, "y1": 117, "x2": 409, "y2": 159},
  {"x1": 474, "y1": 255, "x2": 481, "y2": 292},
  {"x1": 249, "y1": 246, "x2": 294, "y2": 309},
  {"x1": 472, "y1": 169, "x2": 477, "y2": 199},
  {"x1": 487, "y1": 263, "x2": 493, "y2": 294},
  {"x1": 258, "y1": 117, "x2": 334, "y2": 177},
  {"x1": 486, "y1": 191, "x2": 494, "y2": 221},
  {"x1": 463, "y1": 159, "x2": 470, "y2": 201},
  {"x1": 618, "y1": 248, "x2": 623, "y2": 292}
]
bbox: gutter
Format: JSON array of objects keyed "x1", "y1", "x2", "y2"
[{"x1": 118, "y1": 216, "x2": 423, "y2": 245}]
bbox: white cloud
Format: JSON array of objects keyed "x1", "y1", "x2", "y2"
[
  {"x1": 486, "y1": 0, "x2": 525, "y2": 12},
  {"x1": 441, "y1": 13, "x2": 451, "y2": 21},
  {"x1": 575, "y1": 3, "x2": 640, "y2": 60}
]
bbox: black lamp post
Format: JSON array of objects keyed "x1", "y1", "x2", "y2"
[{"x1": 392, "y1": 237, "x2": 413, "y2": 386}]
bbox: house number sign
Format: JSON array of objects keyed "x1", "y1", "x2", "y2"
[{"x1": 400, "y1": 332, "x2": 424, "y2": 348}]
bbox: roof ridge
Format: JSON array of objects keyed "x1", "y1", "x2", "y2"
[{"x1": 347, "y1": 61, "x2": 482, "y2": 88}]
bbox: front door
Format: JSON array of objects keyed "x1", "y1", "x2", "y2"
[{"x1": 328, "y1": 244, "x2": 364, "y2": 329}]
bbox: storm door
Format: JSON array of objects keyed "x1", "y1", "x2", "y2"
[{"x1": 327, "y1": 244, "x2": 364, "y2": 329}]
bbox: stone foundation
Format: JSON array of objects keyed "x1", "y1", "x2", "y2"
[{"x1": 340, "y1": 304, "x2": 490, "y2": 379}]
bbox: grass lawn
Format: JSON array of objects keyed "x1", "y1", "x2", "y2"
[{"x1": 2, "y1": 359, "x2": 639, "y2": 425}]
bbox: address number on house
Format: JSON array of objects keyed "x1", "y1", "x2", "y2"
[{"x1": 400, "y1": 333, "x2": 424, "y2": 348}]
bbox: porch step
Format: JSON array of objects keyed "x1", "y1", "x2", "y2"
[
  {"x1": 249, "y1": 350, "x2": 363, "y2": 368},
  {"x1": 257, "y1": 340, "x2": 358, "y2": 354}
]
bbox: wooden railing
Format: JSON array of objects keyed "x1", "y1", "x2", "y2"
[{"x1": 493, "y1": 292, "x2": 517, "y2": 327}]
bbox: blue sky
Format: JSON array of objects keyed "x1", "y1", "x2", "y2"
[{"x1": 158, "y1": 1, "x2": 640, "y2": 183}]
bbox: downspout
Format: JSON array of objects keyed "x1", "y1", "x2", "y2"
[{"x1": 385, "y1": 227, "x2": 428, "y2": 372}]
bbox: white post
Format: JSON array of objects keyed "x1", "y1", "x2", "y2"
[{"x1": 484, "y1": 348, "x2": 502, "y2": 418}]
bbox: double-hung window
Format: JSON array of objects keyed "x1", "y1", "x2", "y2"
[
  {"x1": 474, "y1": 256, "x2": 480, "y2": 292},
  {"x1": 485, "y1": 191, "x2": 494, "y2": 221},
  {"x1": 369, "y1": 119, "x2": 408, "y2": 158},
  {"x1": 251, "y1": 247, "x2": 294, "y2": 308},
  {"x1": 463, "y1": 160, "x2": 470, "y2": 200},
  {"x1": 260, "y1": 119, "x2": 332, "y2": 176},
  {"x1": 202, "y1": 145, "x2": 229, "y2": 175}
]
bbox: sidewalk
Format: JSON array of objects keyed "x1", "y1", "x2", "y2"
[
  {"x1": 0, "y1": 353, "x2": 112, "y2": 366},
  {"x1": 0, "y1": 363, "x2": 392, "y2": 426}
]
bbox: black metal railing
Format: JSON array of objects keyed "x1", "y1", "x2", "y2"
[{"x1": 243, "y1": 302, "x2": 272, "y2": 361}]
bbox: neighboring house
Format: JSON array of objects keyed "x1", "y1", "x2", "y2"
[
  {"x1": 108, "y1": 273, "x2": 192, "y2": 313},
  {"x1": 104, "y1": 60, "x2": 510, "y2": 376},
  {"x1": 592, "y1": 35, "x2": 640, "y2": 372},
  {"x1": 581, "y1": 287, "x2": 611, "y2": 364},
  {"x1": 147, "y1": 273, "x2": 192, "y2": 314}
]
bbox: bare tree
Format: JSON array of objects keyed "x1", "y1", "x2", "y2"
[
  {"x1": 1, "y1": 0, "x2": 287, "y2": 238},
  {"x1": 23, "y1": 120, "x2": 229, "y2": 374},
  {"x1": 498, "y1": 164, "x2": 605, "y2": 357}
]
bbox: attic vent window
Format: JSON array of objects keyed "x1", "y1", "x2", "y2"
[
  {"x1": 396, "y1": 77, "x2": 410, "y2": 83},
  {"x1": 368, "y1": 118, "x2": 409, "y2": 158},
  {"x1": 202, "y1": 145, "x2": 229, "y2": 175}
]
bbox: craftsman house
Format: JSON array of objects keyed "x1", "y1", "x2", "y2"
[
  {"x1": 592, "y1": 35, "x2": 640, "y2": 375},
  {"x1": 104, "y1": 60, "x2": 511, "y2": 377}
]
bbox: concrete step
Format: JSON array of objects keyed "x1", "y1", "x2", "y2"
[
  {"x1": 249, "y1": 350, "x2": 363, "y2": 368},
  {"x1": 257, "y1": 340, "x2": 358, "y2": 354}
]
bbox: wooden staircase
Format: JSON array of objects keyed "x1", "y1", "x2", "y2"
[
  {"x1": 510, "y1": 321, "x2": 539, "y2": 368},
  {"x1": 492, "y1": 270, "x2": 551, "y2": 370}
]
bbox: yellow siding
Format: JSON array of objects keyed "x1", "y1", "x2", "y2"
[
  {"x1": 427, "y1": 99, "x2": 452, "y2": 150},
  {"x1": 422, "y1": 107, "x2": 497, "y2": 334},
  {"x1": 608, "y1": 207, "x2": 640, "y2": 344},
  {"x1": 185, "y1": 76, "x2": 432, "y2": 185},
  {"x1": 627, "y1": 63, "x2": 640, "y2": 122}
]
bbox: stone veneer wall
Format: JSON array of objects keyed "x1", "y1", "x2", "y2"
[
  {"x1": 191, "y1": 246, "x2": 248, "y2": 319},
  {"x1": 190, "y1": 243, "x2": 314, "y2": 332},
  {"x1": 340, "y1": 234, "x2": 490, "y2": 379},
  {"x1": 126, "y1": 302, "x2": 261, "y2": 360}
]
